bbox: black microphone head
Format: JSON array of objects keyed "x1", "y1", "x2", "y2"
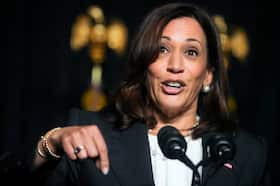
[
  {"x1": 157, "y1": 125, "x2": 187, "y2": 159},
  {"x1": 206, "y1": 133, "x2": 236, "y2": 162}
]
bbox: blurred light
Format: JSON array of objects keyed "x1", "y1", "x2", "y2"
[
  {"x1": 230, "y1": 28, "x2": 250, "y2": 61},
  {"x1": 70, "y1": 4, "x2": 128, "y2": 111},
  {"x1": 90, "y1": 24, "x2": 107, "y2": 43},
  {"x1": 220, "y1": 33, "x2": 231, "y2": 53},
  {"x1": 213, "y1": 15, "x2": 228, "y2": 34},
  {"x1": 81, "y1": 86, "x2": 107, "y2": 112},
  {"x1": 89, "y1": 44, "x2": 106, "y2": 63},
  {"x1": 87, "y1": 5, "x2": 104, "y2": 23},
  {"x1": 228, "y1": 96, "x2": 237, "y2": 112},
  {"x1": 70, "y1": 15, "x2": 91, "y2": 50},
  {"x1": 107, "y1": 19, "x2": 128, "y2": 56},
  {"x1": 91, "y1": 65, "x2": 102, "y2": 86}
]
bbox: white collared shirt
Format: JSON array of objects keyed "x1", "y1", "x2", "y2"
[{"x1": 148, "y1": 134, "x2": 202, "y2": 186}]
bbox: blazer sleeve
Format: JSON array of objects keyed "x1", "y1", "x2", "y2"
[
  {"x1": 255, "y1": 138, "x2": 272, "y2": 186},
  {"x1": 31, "y1": 108, "x2": 102, "y2": 186},
  {"x1": 43, "y1": 156, "x2": 78, "y2": 186}
]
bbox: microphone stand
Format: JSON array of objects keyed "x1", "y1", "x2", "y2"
[
  {"x1": 177, "y1": 150, "x2": 233, "y2": 186},
  {"x1": 176, "y1": 154, "x2": 203, "y2": 186},
  {"x1": 175, "y1": 145, "x2": 227, "y2": 186}
]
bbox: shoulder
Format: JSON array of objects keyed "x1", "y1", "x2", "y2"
[
  {"x1": 233, "y1": 128, "x2": 267, "y2": 166},
  {"x1": 234, "y1": 128, "x2": 266, "y2": 155},
  {"x1": 232, "y1": 128, "x2": 268, "y2": 184}
]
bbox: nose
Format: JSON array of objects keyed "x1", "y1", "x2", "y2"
[{"x1": 167, "y1": 53, "x2": 184, "y2": 73}]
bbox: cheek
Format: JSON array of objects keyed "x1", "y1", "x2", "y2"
[
  {"x1": 148, "y1": 62, "x2": 163, "y2": 77},
  {"x1": 187, "y1": 61, "x2": 208, "y2": 80},
  {"x1": 146, "y1": 71, "x2": 159, "y2": 94},
  {"x1": 147, "y1": 63, "x2": 163, "y2": 85},
  {"x1": 146, "y1": 65, "x2": 163, "y2": 100},
  {"x1": 186, "y1": 66, "x2": 209, "y2": 93}
]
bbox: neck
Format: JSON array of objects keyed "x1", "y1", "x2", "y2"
[{"x1": 150, "y1": 110, "x2": 199, "y2": 136}]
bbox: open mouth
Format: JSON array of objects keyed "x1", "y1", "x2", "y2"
[{"x1": 161, "y1": 80, "x2": 186, "y2": 95}]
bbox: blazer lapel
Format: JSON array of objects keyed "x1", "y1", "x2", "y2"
[
  {"x1": 108, "y1": 121, "x2": 155, "y2": 186},
  {"x1": 202, "y1": 136, "x2": 211, "y2": 184}
]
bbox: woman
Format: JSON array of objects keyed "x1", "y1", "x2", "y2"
[{"x1": 33, "y1": 3, "x2": 268, "y2": 186}]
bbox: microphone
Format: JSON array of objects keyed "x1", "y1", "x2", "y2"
[
  {"x1": 205, "y1": 133, "x2": 236, "y2": 163},
  {"x1": 158, "y1": 125, "x2": 201, "y2": 186},
  {"x1": 157, "y1": 125, "x2": 187, "y2": 160},
  {"x1": 157, "y1": 125, "x2": 236, "y2": 186},
  {"x1": 200, "y1": 133, "x2": 236, "y2": 186}
]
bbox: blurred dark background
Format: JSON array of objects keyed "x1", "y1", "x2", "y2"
[{"x1": 0, "y1": 0, "x2": 279, "y2": 185}]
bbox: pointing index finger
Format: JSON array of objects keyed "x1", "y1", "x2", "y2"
[{"x1": 91, "y1": 126, "x2": 110, "y2": 175}]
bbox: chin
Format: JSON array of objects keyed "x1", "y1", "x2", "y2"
[
  {"x1": 157, "y1": 104, "x2": 185, "y2": 120},
  {"x1": 160, "y1": 100, "x2": 184, "y2": 110}
]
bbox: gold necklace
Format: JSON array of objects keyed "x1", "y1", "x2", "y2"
[{"x1": 176, "y1": 115, "x2": 200, "y2": 136}]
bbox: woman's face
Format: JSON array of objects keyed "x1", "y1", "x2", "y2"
[{"x1": 147, "y1": 17, "x2": 213, "y2": 119}]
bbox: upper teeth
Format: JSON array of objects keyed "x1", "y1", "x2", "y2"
[{"x1": 166, "y1": 82, "x2": 181, "y2": 88}]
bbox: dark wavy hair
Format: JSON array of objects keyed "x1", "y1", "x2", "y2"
[{"x1": 112, "y1": 2, "x2": 237, "y2": 138}]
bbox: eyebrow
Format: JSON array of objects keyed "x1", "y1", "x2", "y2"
[{"x1": 161, "y1": 36, "x2": 202, "y2": 46}]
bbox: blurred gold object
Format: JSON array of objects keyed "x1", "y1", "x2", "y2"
[
  {"x1": 91, "y1": 65, "x2": 102, "y2": 86},
  {"x1": 70, "y1": 6, "x2": 128, "y2": 57},
  {"x1": 81, "y1": 86, "x2": 107, "y2": 111},
  {"x1": 213, "y1": 15, "x2": 231, "y2": 71},
  {"x1": 107, "y1": 19, "x2": 128, "y2": 56},
  {"x1": 220, "y1": 33, "x2": 231, "y2": 53},
  {"x1": 213, "y1": 14, "x2": 250, "y2": 63},
  {"x1": 70, "y1": 5, "x2": 128, "y2": 111},
  {"x1": 70, "y1": 15, "x2": 91, "y2": 51},
  {"x1": 89, "y1": 43, "x2": 106, "y2": 63},
  {"x1": 230, "y1": 28, "x2": 250, "y2": 62},
  {"x1": 90, "y1": 24, "x2": 107, "y2": 43},
  {"x1": 87, "y1": 5, "x2": 105, "y2": 23},
  {"x1": 213, "y1": 14, "x2": 251, "y2": 113},
  {"x1": 227, "y1": 96, "x2": 238, "y2": 113},
  {"x1": 213, "y1": 15, "x2": 228, "y2": 33}
]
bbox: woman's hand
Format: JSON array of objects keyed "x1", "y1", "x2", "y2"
[
  {"x1": 59, "y1": 125, "x2": 109, "y2": 174},
  {"x1": 35, "y1": 125, "x2": 110, "y2": 175}
]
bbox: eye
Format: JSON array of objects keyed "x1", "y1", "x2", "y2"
[
  {"x1": 159, "y1": 46, "x2": 169, "y2": 54},
  {"x1": 185, "y1": 49, "x2": 198, "y2": 56}
]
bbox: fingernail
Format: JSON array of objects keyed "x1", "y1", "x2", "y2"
[{"x1": 102, "y1": 167, "x2": 109, "y2": 175}]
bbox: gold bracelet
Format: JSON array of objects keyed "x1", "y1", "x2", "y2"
[
  {"x1": 41, "y1": 127, "x2": 62, "y2": 159},
  {"x1": 37, "y1": 140, "x2": 48, "y2": 159}
]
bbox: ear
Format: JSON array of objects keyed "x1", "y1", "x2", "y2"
[{"x1": 203, "y1": 68, "x2": 214, "y2": 86}]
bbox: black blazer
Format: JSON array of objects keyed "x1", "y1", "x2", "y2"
[{"x1": 44, "y1": 109, "x2": 269, "y2": 186}]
